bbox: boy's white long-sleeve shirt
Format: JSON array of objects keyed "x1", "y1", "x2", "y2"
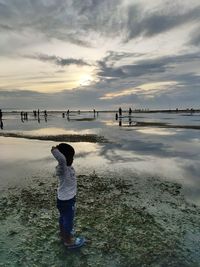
[{"x1": 51, "y1": 148, "x2": 77, "y2": 200}]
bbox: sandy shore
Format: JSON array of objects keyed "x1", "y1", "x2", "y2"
[{"x1": 1, "y1": 172, "x2": 200, "y2": 267}]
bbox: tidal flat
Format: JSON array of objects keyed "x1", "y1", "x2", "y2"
[
  {"x1": 1, "y1": 111, "x2": 200, "y2": 266},
  {"x1": 0, "y1": 172, "x2": 200, "y2": 267}
]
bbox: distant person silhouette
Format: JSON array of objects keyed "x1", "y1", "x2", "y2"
[
  {"x1": 129, "y1": 116, "x2": 132, "y2": 126},
  {"x1": 24, "y1": 112, "x2": 28, "y2": 121},
  {"x1": 0, "y1": 109, "x2": 3, "y2": 129},
  {"x1": 129, "y1": 108, "x2": 132, "y2": 115},
  {"x1": 66, "y1": 110, "x2": 70, "y2": 121},
  {"x1": 21, "y1": 111, "x2": 24, "y2": 122},
  {"x1": 33, "y1": 110, "x2": 37, "y2": 118},
  {"x1": 44, "y1": 110, "x2": 47, "y2": 121},
  {"x1": 119, "y1": 107, "x2": 122, "y2": 117}
]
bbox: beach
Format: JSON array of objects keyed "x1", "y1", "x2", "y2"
[{"x1": 0, "y1": 111, "x2": 200, "y2": 266}]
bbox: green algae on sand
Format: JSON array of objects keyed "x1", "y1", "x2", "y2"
[
  {"x1": 0, "y1": 133, "x2": 108, "y2": 143},
  {"x1": 0, "y1": 174, "x2": 200, "y2": 267}
]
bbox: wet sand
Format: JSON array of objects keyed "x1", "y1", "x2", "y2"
[
  {"x1": 127, "y1": 121, "x2": 200, "y2": 130},
  {"x1": 1, "y1": 172, "x2": 200, "y2": 266}
]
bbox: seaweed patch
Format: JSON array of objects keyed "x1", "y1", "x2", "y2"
[{"x1": 0, "y1": 174, "x2": 200, "y2": 266}]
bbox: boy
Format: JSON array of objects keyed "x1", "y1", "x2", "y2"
[{"x1": 51, "y1": 143, "x2": 85, "y2": 249}]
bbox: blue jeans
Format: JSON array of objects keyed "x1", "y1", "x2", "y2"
[{"x1": 57, "y1": 197, "x2": 76, "y2": 235}]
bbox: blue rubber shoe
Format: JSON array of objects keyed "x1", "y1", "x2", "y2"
[{"x1": 64, "y1": 237, "x2": 86, "y2": 249}]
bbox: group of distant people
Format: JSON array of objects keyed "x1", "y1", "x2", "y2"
[
  {"x1": 116, "y1": 107, "x2": 133, "y2": 119},
  {"x1": 62, "y1": 109, "x2": 98, "y2": 119},
  {"x1": 33, "y1": 109, "x2": 47, "y2": 118},
  {"x1": 62, "y1": 109, "x2": 70, "y2": 119},
  {"x1": 19, "y1": 109, "x2": 48, "y2": 123},
  {"x1": 115, "y1": 107, "x2": 134, "y2": 127},
  {"x1": 21, "y1": 111, "x2": 28, "y2": 122}
]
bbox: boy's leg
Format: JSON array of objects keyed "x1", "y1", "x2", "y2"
[
  {"x1": 62, "y1": 198, "x2": 76, "y2": 244},
  {"x1": 57, "y1": 197, "x2": 76, "y2": 244},
  {"x1": 57, "y1": 199, "x2": 66, "y2": 241}
]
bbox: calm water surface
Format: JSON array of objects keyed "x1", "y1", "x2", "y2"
[{"x1": 0, "y1": 111, "x2": 200, "y2": 204}]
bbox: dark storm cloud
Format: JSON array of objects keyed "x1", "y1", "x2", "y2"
[{"x1": 25, "y1": 54, "x2": 90, "y2": 67}]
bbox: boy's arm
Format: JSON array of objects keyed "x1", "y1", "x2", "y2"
[{"x1": 51, "y1": 147, "x2": 66, "y2": 165}]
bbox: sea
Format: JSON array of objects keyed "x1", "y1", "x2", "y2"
[{"x1": 0, "y1": 109, "x2": 200, "y2": 205}]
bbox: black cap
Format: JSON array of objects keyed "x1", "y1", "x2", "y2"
[{"x1": 57, "y1": 143, "x2": 75, "y2": 159}]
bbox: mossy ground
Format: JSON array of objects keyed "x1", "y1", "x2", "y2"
[
  {"x1": 0, "y1": 133, "x2": 108, "y2": 143},
  {"x1": 0, "y1": 174, "x2": 200, "y2": 267}
]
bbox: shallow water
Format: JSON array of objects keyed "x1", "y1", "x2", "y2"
[
  {"x1": 1, "y1": 111, "x2": 200, "y2": 266},
  {"x1": 1, "y1": 111, "x2": 200, "y2": 204}
]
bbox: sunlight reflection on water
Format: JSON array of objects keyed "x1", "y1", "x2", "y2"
[
  {"x1": 0, "y1": 111, "x2": 200, "y2": 204},
  {"x1": 135, "y1": 127, "x2": 177, "y2": 135}
]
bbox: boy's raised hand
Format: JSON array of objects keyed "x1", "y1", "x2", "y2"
[{"x1": 51, "y1": 146, "x2": 57, "y2": 152}]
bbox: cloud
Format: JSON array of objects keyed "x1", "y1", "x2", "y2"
[
  {"x1": 188, "y1": 26, "x2": 200, "y2": 46},
  {"x1": 1, "y1": 68, "x2": 200, "y2": 110},
  {"x1": 0, "y1": 24, "x2": 13, "y2": 31},
  {"x1": 103, "y1": 51, "x2": 145, "y2": 62},
  {"x1": 1, "y1": 1, "x2": 200, "y2": 110},
  {"x1": 25, "y1": 53, "x2": 90, "y2": 67},
  {"x1": 125, "y1": 4, "x2": 200, "y2": 41},
  {"x1": 0, "y1": 87, "x2": 98, "y2": 110},
  {"x1": 0, "y1": 0, "x2": 122, "y2": 47},
  {"x1": 97, "y1": 60, "x2": 168, "y2": 79},
  {"x1": 96, "y1": 51, "x2": 200, "y2": 81},
  {"x1": 100, "y1": 81, "x2": 178, "y2": 100},
  {"x1": 1, "y1": 0, "x2": 200, "y2": 49}
]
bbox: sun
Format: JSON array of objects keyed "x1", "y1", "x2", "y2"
[{"x1": 79, "y1": 74, "x2": 93, "y2": 86}]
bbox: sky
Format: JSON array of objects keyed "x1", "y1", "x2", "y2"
[{"x1": 0, "y1": 0, "x2": 200, "y2": 110}]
